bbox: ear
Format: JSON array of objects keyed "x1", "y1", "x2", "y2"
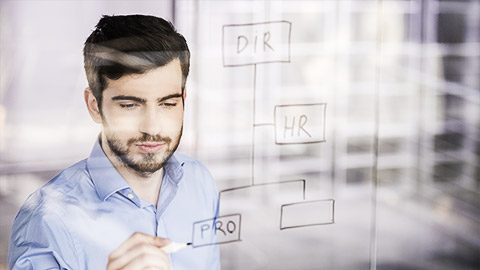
[
  {"x1": 183, "y1": 87, "x2": 187, "y2": 101},
  {"x1": 84, "y1": 88, "x2": 102, "y2": 124}
]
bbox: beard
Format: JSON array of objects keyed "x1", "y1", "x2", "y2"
[{"x1": 105, "y1": 127, "x2": 182, "y2": 177}]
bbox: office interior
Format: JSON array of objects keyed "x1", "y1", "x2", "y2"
[{"x1": 0, "y1": 0, "x2": 478, "y2": 269}]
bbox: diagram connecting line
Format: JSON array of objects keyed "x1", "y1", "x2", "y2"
[
  {"x1": 190, "y1": 20, "x2": 336, "y2": 250},
  {"x1": 254, "y1": 123, "x2": 275, "y2": 127},
  {"x1": 219, "y1": 179, "x2": 307, "y2": 201},
  {"x1": 252, "y1": 63, "x2": 257, "y2": 186},
  {"x1": 223, "y1": 21, "x2": 293, "y2": 188}
]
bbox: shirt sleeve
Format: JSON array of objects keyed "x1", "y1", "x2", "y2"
[{"x1": 8, "y1": 197, "x2": 79, "y2": 270}]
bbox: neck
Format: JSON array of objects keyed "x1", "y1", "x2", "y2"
[{"x1": 101, "y1": 138, "x2": 164, "y2": 207}]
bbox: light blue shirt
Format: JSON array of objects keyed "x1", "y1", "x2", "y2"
[{"x1": 8, "y1": 140, "x2": 220, "y2": 269}]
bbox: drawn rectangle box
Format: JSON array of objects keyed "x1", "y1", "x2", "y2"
[
  {"x1": 192, "y1": 214, "x2": 241, "y2": 248},
  {"x1": 223, "y1": 21, "x2": 291, "y2": 67},
  {"x1": 274, "y1": 103, "x2": 326, "y2": 145},
  {"x1": 280, "y1": 199, "x2": 334, "y2": 230}
]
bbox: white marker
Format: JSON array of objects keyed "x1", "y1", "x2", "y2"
[{"x1": 161, "y1": 242, "x2": 192, "y2": 254}]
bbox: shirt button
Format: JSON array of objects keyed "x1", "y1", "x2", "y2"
[{"x1": 127, "y1": 193, "x2": 134, "y2": 199}]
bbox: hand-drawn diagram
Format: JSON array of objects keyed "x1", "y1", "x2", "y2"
[
  {"x1": 192, "y1": 214, "x2": 242, "y2": 247},
  {"x1": 274, "y1": 103, "x2": 327, "y2": 144},
  {"x1": 222, "y1": 21, "x2": 291, "y2": 66},
  {"x1": 192, "y1": 20, "x2": 334, "y2": 247},
  {"x1": 280, "y1": 199, "x2": 335, "y2": 230}
]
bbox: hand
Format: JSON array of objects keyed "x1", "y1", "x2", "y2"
[{"x1": 107, "y1": 232, "x2": 172, "y2": 270}]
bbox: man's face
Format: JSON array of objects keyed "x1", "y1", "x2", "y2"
[{"x1": 99, "y1": 59, "x2": 184, "y2": 176}]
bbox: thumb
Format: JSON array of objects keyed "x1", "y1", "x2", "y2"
[{"x1": 153, "y1": 237, "x2": 171, "y2": 247}]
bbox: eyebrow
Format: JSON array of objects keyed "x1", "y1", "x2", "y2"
[
  {"x1": 158, "y1": 93, "x2": 183, "y2": 103},
  {"x1": 111, "y1": 95, "x2": 146, "y2": 103},
  {"x1": 111, "y1": 93, "x2": 183, "y2": 103}
]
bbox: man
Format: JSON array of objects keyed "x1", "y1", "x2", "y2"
[{"x1": 8, "y1": 14, "x2": 220, "y2": 270}]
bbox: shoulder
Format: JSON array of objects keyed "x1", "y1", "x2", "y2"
[
  {"x1": 12, "y1": 159, "x2": 92, "y2": 230},
  {"x1": 173, "y1": 152, "x2": 218, "y2": 193},
  {"x1": 11, "y1": 189, "x2": 70, "y2": 241},
  {"x1": 173, "y1": 153, "x2": 215, "y2": 182},
  {"x1": 174, "y1": 153, "x2": 209, "y2": 170},
  {"x1": 9, "y1": 184, "x2": 81, "y2": 269},
  {"x1": 51, "y1": 159, "x2": 92, "y2": 192},
  {"x1": 9, "y1": 178, "x2": 79, "y2": 257},
  {"x1": 171, "y1": 153, "x2": 219, "y2": 215}
]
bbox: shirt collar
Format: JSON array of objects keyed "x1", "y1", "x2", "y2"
[
  {"x1": 163, "y1": 153, "x2": 185, "y2": 185},
  {"x1": 86, "y1": 139, "x2": 130, "y2": 201}
]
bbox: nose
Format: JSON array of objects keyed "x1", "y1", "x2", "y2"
[{"x1": 139, "y1": 107, "x2": 162, "y2": 136}]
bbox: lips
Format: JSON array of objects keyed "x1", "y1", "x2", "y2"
[{"x1": 136, "y1": 142, "x2": 165, "y2": 153}]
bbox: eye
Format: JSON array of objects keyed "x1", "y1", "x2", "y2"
[
  {"x1": 161, "y1": 102, "x2": 177, "y2": 108},
  {"x1": 119, "y1": 103, "x2": 138, "y2": 109}
]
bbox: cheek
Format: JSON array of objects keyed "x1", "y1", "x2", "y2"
[
  {"x1": 164, "y1": 111, "x2": 184, "y2": 133},
  {"x1": 103, "y1": 114, "x2": 139, "y2": 134},
  {"x1": 174, "y1": 109, "x2": 184, "y2": 127}
]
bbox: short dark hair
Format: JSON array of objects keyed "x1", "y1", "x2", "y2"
[{"x1": 83, "y1": 14, "x2": 190, "y2": 110}]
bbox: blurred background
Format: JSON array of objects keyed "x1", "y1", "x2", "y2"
[{"x1": 0, "y1": 0, "x2": 478, "y2": 269}]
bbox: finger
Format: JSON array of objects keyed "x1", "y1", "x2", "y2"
[
  {"x1": 152, "y1": 237, "x2": 171, "y2": 248},
  {"x1": 142, "y1": 266, "x2": 170, "y2": 270},
  {"x1": 108, "y1": 243, "x2": 167, "y2": 270},
  {"x1": 109, "y1": 232, "x2": 169, "y2": 261},
  {"x1": 122, "y1": 252, "x2": 171, "y2": 270}
]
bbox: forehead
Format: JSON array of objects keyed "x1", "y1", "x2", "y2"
[{"x1": 103, "y1": 59, "x2": 183, "y2": 98}]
